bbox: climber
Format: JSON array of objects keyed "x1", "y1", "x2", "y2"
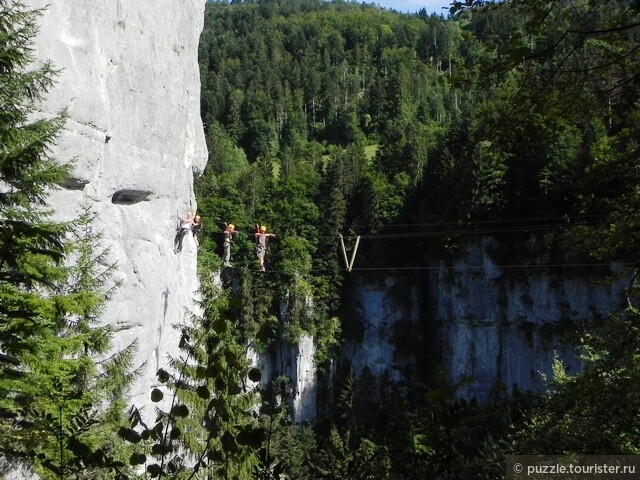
[
  {"x1": 222, "y1": 222, "x2": 238, "y2": 267},
  {"x1": 192, "y1": 215, "x2": 202, "y2": 248},
  {"x1": 174, "y1": 211, "x2": 194, "y2": 253},
  {"x1": 255, "y1": 224, "x2": 276, "y2": 271}
]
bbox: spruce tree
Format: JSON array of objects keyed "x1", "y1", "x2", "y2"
[
  {"x1": 121, "y1": 277, "x2": 264, "y2": 479},
  {"x1": 0, "y1": 2, "x2": 132, "y2": 478}
]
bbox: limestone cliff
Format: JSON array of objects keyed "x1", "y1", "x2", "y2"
[
  {"x1": 339, "y1": 238, "x2": 627, "y2": 404},
  {"x1": 254, "y1": 237, "x2": 626, "y2": 421},
  {"x1": 27, "y1": 0, "x2": 207, "y2": 413}
]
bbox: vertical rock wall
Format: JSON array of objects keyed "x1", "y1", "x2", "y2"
[
  {"x1": 26, "y1": 0, "x2": 207, "y2": 413},
  {"x1": 341, "y1": 238, "x2": 627, "y2": 403},
  {"x1": 251, "y1": 334, "x2": 318, "y2": 422},
  {"x1": 429, "y1": 238, "x2": 627, "y2": 402},
  {"x1": 340, "y1": 277, "x2": 420, "y2": 383}
]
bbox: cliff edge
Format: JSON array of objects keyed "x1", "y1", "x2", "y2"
[{"x1": 27, "y1": 0, "x2": 208, "y2": 412}]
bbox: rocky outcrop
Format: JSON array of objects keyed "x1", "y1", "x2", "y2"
[
  {"x1": 27, "y1": 0, "x2": 207, "y2": 414},
  {"x1": 250, "y1": 335, "x2": 318, "y2": 423},
  {"x1": 341, "y1": 238, "x2": 627, "y2": 403}
]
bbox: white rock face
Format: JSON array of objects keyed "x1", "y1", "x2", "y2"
[
  {"x1": 287, "y1": 335, "x2": 317, "y2": 422},
  {"x1": 431, "y1": 239, "x2": 626, "y2": 402},
  {"x1": 249, "y1": 334, "x2": 317, "y2": 422},
  {"x1": 26, "y1": 0, "x2": 208, "y2": 416},
  {"x1": 343, "y1": 238, "x2": 626, "y2": 403},
  {"x1": 342, "y1": 276, "x2": 419, "y2": 383}
]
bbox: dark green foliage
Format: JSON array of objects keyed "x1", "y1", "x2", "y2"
[
  {"x1": 510, "y1": 303, "x2": 640, "y2": 455},
  {"x1": 473, "y1": 0, "x2": 640, "y2": 458},
  {"x1": 0, "y1": 2, "x2": 67, "y2": 210},
  {"x1": 0, "y1": 205, "x2": 136, "y2": 480},
  {"x1": 120, "y1": 278, "x2": 263, "y2": 479},
  {"x1": 442, "y1": 0, "x2": 640, "y2": 464},
  {"x1": 301, "y1": 368, "x2": 505, "y2": 480},
  {"x1": 258, "y1": 405, "x2": 318, "y2": 479},
  {"x1": 195, "y1": 0, "x2": 640, "y2": 476},
  {"x1": 200, "y1": 0, "x2": 452, "y2": 157}
]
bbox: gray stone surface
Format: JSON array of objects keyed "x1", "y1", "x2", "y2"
[
  {"x1": 342, "y1": 239, "x2": 626, "y2": 403},
  {"x1": 26, "y1": 0, "x2": 208, "y2": 417},
  {"x1": 248, "y1": 335, "x2": 317, "y2": 423}
]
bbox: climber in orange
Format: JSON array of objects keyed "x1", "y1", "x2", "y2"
[
  {"x1": 222, "y1": 222, "x2": 238, "y2": 267},
  {"x1": 255, "y1": 225, "x2": 276, "y2": 271},
  {"x1": 192, "y1": 214, "x2": 202, "y2": 248}
]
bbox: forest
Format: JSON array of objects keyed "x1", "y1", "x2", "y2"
[{"x1": 2, "y1": 0, "x2": 640, "y2": 478}]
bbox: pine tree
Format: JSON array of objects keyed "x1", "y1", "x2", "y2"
[
  {"x1": 0, "y1": 3, "x2": 132, "y2": 477},
  {"x1": 121, "y1": 277, "x2": 264, "y2": 479},
  {"x1": 0, "y1": 0, "x2": 68, "y2": 352}
]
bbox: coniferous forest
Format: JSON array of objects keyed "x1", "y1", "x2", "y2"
[{"x1": 2, "y1": 0, "x2": 640, "y2": 478}]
